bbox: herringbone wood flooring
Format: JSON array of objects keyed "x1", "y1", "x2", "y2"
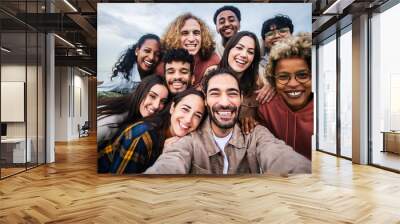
[{"x1": 1, "y1": 135, "x2": 400, "y2": 223}]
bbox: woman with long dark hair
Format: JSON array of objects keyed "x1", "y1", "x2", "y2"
[
  {"x1": 98, "y1": 89, "x2": 206, "y2": 174},
  {"x1": 97, "y1": 75, "x2": 169, "y2": 146},
  {"x1": 218, "y1": 31, "x2": 264, "y2": 133},
  {"x1": 98, "y1": 34, "x2": 161, "y2": 96},
  {"x1": 219, "y1": 31, "x2": 260, "y2": 97}
]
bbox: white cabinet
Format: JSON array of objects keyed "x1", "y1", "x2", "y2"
[{"x1": 1, "y1": 138, "x2": 31, "y2": 163}]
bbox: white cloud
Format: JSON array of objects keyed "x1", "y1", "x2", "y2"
[{"x1": 98, "y1": 3, "x2": 311, "y2": 81}]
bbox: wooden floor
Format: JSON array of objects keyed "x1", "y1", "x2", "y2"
[
  {"x1": 372, "y1": 150, "x2": 400, "y2": 171},
  {"x1": 1, "y1": 163, "x2": 44, "y2": 178},
  {"x1": 1, "y1": 135, "x2": 400, "y2": 223},
  {"x1": 0, "y1": 167, "x2": 26, "y2": 178}
]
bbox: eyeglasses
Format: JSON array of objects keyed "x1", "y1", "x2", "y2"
[
  {"x1": 275, "y1": 71, "x2": 311, "y2": 85},
  {"x1": 265, "y1": 27, "x2": 291, "y2": 38}
]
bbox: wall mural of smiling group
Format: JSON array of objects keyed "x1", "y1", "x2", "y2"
[{"x1": 97, "y1": 3, "x2": 313, "y2": 175}]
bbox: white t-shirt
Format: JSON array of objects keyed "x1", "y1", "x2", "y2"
[
  {"x1": 212, "y1": 131, "x2": 233, "y2": 174},
  {"x1": 215, "y1": 41, "x2": 225, "y2": 59}
]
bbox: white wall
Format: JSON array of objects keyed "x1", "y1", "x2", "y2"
[
  {"x1": 352, "y1": 14, "x2": 369, "y2": 164},
  {"x1": 1, "y1": 64, "x2": 26, "y2": 139},
  {"x1": 1, "y1": 64, "x2": 41, "y2": 138},
  {"x1": 55, "y1": 66, "x2": 69, "y2": 141},
  {"x1": 1, "y1": 63, "x2": 46, "y2": 164},
  {"x1": 312, "y1": 45, "x2": 316, "y2": 151},
  {"x1": 54, "y1": 66, "x2": 89, "y2": 141},
  {"x1": 46, "y1": 33, "x2": 55, "y2": 163}
]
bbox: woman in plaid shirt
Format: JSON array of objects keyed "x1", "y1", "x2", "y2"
[{"x1": 98, "y1": 89, "x2": 206, "y2": 174}]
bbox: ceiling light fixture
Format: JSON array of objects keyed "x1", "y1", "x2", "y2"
[
  {"x1": 323, "y1": 0, "x2": 355, "y2": 15},
  {"x1": 78, "y1": 67, "x2": 92, "y2": 76},
  {"x1": 54, "y1": 34, "x2": 75, "y2": 48},
  {"x1": 76, "y1": 48, "x2": 85, "y2": 55},
  {"x1": 63, "y1": 0, "x2": 78, "y2": 12},
  {"x1": 1, "y1": 47, "x2": 11, "y2": 53}
]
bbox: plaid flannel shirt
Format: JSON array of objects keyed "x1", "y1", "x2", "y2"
[{"x1": 98, "y1": 121, "x2": 162, "y2": 174}]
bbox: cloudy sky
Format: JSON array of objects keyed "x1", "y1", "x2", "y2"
[{"x1": 97, "y1": 3, "x2": 311, "y2": 81}]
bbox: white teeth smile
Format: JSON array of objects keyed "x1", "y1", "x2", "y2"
[
  {"x1": 235, "y1": 58, "x2": 246, "y2": 65},
  {"x1": 217, "y1": 111, "x2": 232, "y2": 119},
  {"x1": 287, "y1": 91, "x2": 302, "y2": 97},
  {"x1": 185, "y1": 44, "x2": 197, "y2": 48},
  {"x1": 179, "y1": 122, "x2": 189, "y2": 130},
  {"x1": 147, "y1": 107, "x2": 155, "y2": 114},
  {"x1": 236, "y1": 59, "x2": 246, "y2": 64},
  {"x1": 144, "y1": 60, "x2": 153, "y2": 66},
  {"x1": 172, "y1": 82, "x2": 184, "y2": 89}
]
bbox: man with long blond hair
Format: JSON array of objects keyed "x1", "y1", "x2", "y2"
[{"x1": 156, "y1": 13, "x2": 220, "y2": 86}]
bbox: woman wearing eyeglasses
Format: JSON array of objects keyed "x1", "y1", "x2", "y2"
[{"x1": 258, "y1": 33, "x2": 313, "y2": 160}]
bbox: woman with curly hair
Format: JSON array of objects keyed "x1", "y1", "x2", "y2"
[
  {"x1": 98, "y1": 34, "x2": 161, "y2": 96},
  {"x1": 156, "y1": 13, "x2": 220, "y2": 86},
  {"x1": 258, "y1": 33, "x2": 313, "y2": 160}
]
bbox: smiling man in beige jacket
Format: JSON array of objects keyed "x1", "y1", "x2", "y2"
[{"x1": 145, "y1": 68, "x2": 311, "y2": 175}]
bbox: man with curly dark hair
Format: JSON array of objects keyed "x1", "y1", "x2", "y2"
[
  {"x1": 255, "y1": 14, "x2": 295, "y2": 106},
  {"x1": 259, "y1": 15, "x2": 294, "y2": 82},
  {"x1": 162, "y1": 48, "x2": 195, "y2": 95}
]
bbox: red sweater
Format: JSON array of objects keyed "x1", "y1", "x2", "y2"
[
  {"x1": 258, "y1": 94, "x2": 313, "y2": 160},
  {"x1": 156, "y1": 52, "x2": 220, "y2": 86}
]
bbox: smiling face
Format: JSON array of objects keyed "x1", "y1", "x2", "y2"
[
  {"x1": 169, "y1": 94, "x2": 205, "y2": 137},
  {"x1": 264, "y1": 24, "x2": 291, "y2": 50},
  {"x1": 165, "y1": 61, "x2": 193, "y2": 95},
  {"x1": 139, "y1": 84, "x2": 169, "y2": 117},
  {"x1": 227, "y1": 36, "x2": 255, "y2": 74},
  {"x1": 135, "y1": 39, "x2": 161, "y2": 72},
  {"x1": 180, "y1": 18, "x2": 202, "y2": 56},
  {"x1": 275, "y1": 57, "x2": 311, "y2": 111},
  {"x1": 206, "y1": 74, "x2": 241, "y2": 136},
  {"x1": 216, "y1": 10, "x2": 240, "y2": 40}
]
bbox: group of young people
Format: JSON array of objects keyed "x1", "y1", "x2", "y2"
[{"x1": 97, "y1": 5, "x2": 313, "y2": 175}]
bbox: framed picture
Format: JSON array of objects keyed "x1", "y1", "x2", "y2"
[{"x1": 97, "y1": 3, "x2": 312, "y2": 175}]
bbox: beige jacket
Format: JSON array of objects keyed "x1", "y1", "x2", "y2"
[{"x1": 145, "y1": 118, "x2": 311, "y2": 175}]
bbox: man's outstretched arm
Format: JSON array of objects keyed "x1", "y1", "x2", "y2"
[{"x1": 144, "y1": 135, "x2": 194, "y2": 174}]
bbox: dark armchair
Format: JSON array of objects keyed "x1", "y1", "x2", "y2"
[{"x1": 79, "y1": 121, "x2": 90, "y2": 138}]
